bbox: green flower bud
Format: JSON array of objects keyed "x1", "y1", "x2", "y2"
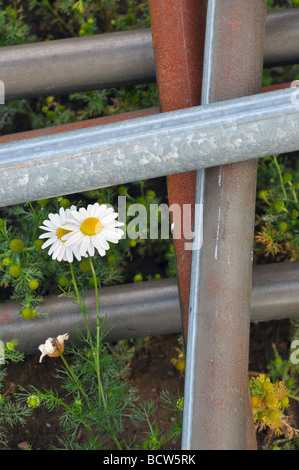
[
  {"x1": 21, "y1": 308, "x2": 33, "y2": 320},
  {"x1": 6, "y1": 342, "x2": 14, "y2": 351},
  {"x1": 79, "y1": 259, "x2": 91, "y2": 273},
  {"x1": 9, "y1": 238, "x2": 24, "y2": 253},
  {"x1": 59, "y1": 198, "x2": 71, "y2": 209},
  {"x1": 27, "y1": 395, "x2": 40, "y2": 408},
  {"x1": 34, "y1": 239, "x2": 44, "y2": 251},
  {"x1": 9, "y1": 264, "x2": 21, "y2": 278},
  {"x1": 46, "y1": 110, "x2": 56, "y2": 121},
  {"x1": 146, "y1": 190, "x2": 156, "y2": 199},
  {"x1": 274, "y1": 201, "x2": 285, "y2": 212},
  {"x1": 274, "y1": 356, "x2": 282, "y2": 366},
  {"x1": 280, "y1": 396, "x2": 289, "y2": 408},
  {"x1": 134, "y1": 274, "x2": 143, "y2": 282},
  {"x1": 118, "y1": 186, "x2": 127, "y2": 196},
  {"x1": 37, "y1": 198, "x2": 49, "y2": 207},
  {"x1": 278, "y1": 222, "x2": 288, "y2": 232},
  {"x1": 2, "y1": 258, "x2": 10, "y2": 266},
  {"x1": 58, "y1": 276, "x2": 68, "y2": 287},
  {"x1": 107, "y1": 254, "x2": 118, "y2": 265},
  {"x1": 258, "y1": 190, "x2": 268, "y2": 200},
  {"x1": 282, "y1": 172, "x2": 292, "y2": 183},
  {"x1": 28, "y1": 280, "x2": 39, "y2": 290},
  {"x1": 135, "y1": 197, "x2": 146, "y2": 205}
]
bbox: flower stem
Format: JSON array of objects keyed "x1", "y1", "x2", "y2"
[
  {"x1": 288, "y1": 394, "x2": 299, "y2": 402},
  {"x1": 57, "y1": 349, "x2": 90, "y2": 409},
  {"x1": 69, "y1": 262, "x2": 93, "y2": 343},
  {"x1": 40, "y1": 392, "x2": 101, "y2": 449},
  {"x1": 89, "y1": 256, "x2": 106, "y2": 410},
  {"x1": 272, "y1": 155, "x2": 287, "y2": 200}
]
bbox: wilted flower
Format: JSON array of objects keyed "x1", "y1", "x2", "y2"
[{"x1": 38, "y1": 333, "x2": 69, "y2": 363}]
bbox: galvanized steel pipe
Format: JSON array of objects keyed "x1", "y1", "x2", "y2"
[
  {"x1": 0, "y1": 86, "x2": 299, "y2": 208},
  {"x1": 0, "y1": 262, "x2": 298, "y2": 355}
]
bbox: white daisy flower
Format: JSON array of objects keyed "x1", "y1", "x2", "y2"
[
  {"x1": 62, "y1": 203, "x2": 124, "y2": 258},
  {"x1": 39, "y1": 206, "x2": 83, "y2": 263},
  {"x1": 38, "y1": 333, "x2": 69, "y2": 363}
]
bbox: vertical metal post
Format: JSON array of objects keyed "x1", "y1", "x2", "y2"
[
  {"x1": 148, "y1": 0, "x2": 206, "y2": 340},
  {"x1": 183, "y1": 0, "x2": 266, "y2": 450}
]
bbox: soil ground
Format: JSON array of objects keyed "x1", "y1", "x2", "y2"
[{"x1": 1, "y1": 319, "x2": 298, "y2": 450}]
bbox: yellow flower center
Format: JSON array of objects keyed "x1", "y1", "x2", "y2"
[
  {"x1": 57, "y1": 226, "x2": 71, "y2": 241},
  {"x1": 81, "y1": 217, "x2": 103, "y2": 236}
]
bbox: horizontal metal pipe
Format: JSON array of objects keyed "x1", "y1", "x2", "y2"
[
  {"x1": 250, "y1": 260, "x2": 299, "y2": 323},
  {"x1": 0, "y1": 8, "x2": 298, "y2": 101},
  {"x1": 0, "y1": 262, "x2": 298, "y2": 355},
  {"x1": 0, "y1": 29, "x2": 156, "y2": 101},
  {"x1": 264, "y1": 8, "x2": 299, "y2": 67},
  {"x1": 0, "y1": 86, "x2": 299, "y2": 208}
]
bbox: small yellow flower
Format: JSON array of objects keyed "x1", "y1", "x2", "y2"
[
  {"x1": 264, "y1": 393, "x2": 279, "y2": 409},
  {"x1": 251, "y1": 395, "x2": 263, "y2": 409}
]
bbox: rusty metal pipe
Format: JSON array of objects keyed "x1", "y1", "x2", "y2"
[{"x1": 148, "y1": 0, "x2": 206, "y2": 344}]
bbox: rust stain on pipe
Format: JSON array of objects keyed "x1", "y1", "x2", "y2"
[
  {"x1": 148, "y1": 0, "x2": 206, "y2": 341},
  {"x1": 0, "y1": 107, "x2": 160, "y2": 143}
]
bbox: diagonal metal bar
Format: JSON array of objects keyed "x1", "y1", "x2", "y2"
[
  {"x1": 0, "y1": 86, "x2": 298, "y2": 208},
  {"x1": 182, "y1": 0, "x2": 267, "y2": 450}
]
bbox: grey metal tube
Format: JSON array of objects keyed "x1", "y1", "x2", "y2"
[
  {"x1": 1, "y1": 85, "x2": 299, "y2": 208},
  {"x1": 0, "y1": 262, "x2": 298, "y2": 355},
  {"x1": 183, "y1": 0, "x2": 267, "y2": 450},
  {"x1": 0, "y1": 29, "x2": 156, "y2": 102},
  {"x1": 0, "y1": 8, "x2": 298, "y2": 101},
  {"x1": 250, "y1": 261, "x2": 299, "y2": 323},
  {"x1": 0, "y1": 278, "x2": 181, "y2": 356},
  {"x1": 264, "y1": 8, "x2": 299, "y2": 67}
]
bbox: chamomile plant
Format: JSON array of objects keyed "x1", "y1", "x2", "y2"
[{"x1": 12, "y1": 199, "x2": 181, "y2": 450}]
